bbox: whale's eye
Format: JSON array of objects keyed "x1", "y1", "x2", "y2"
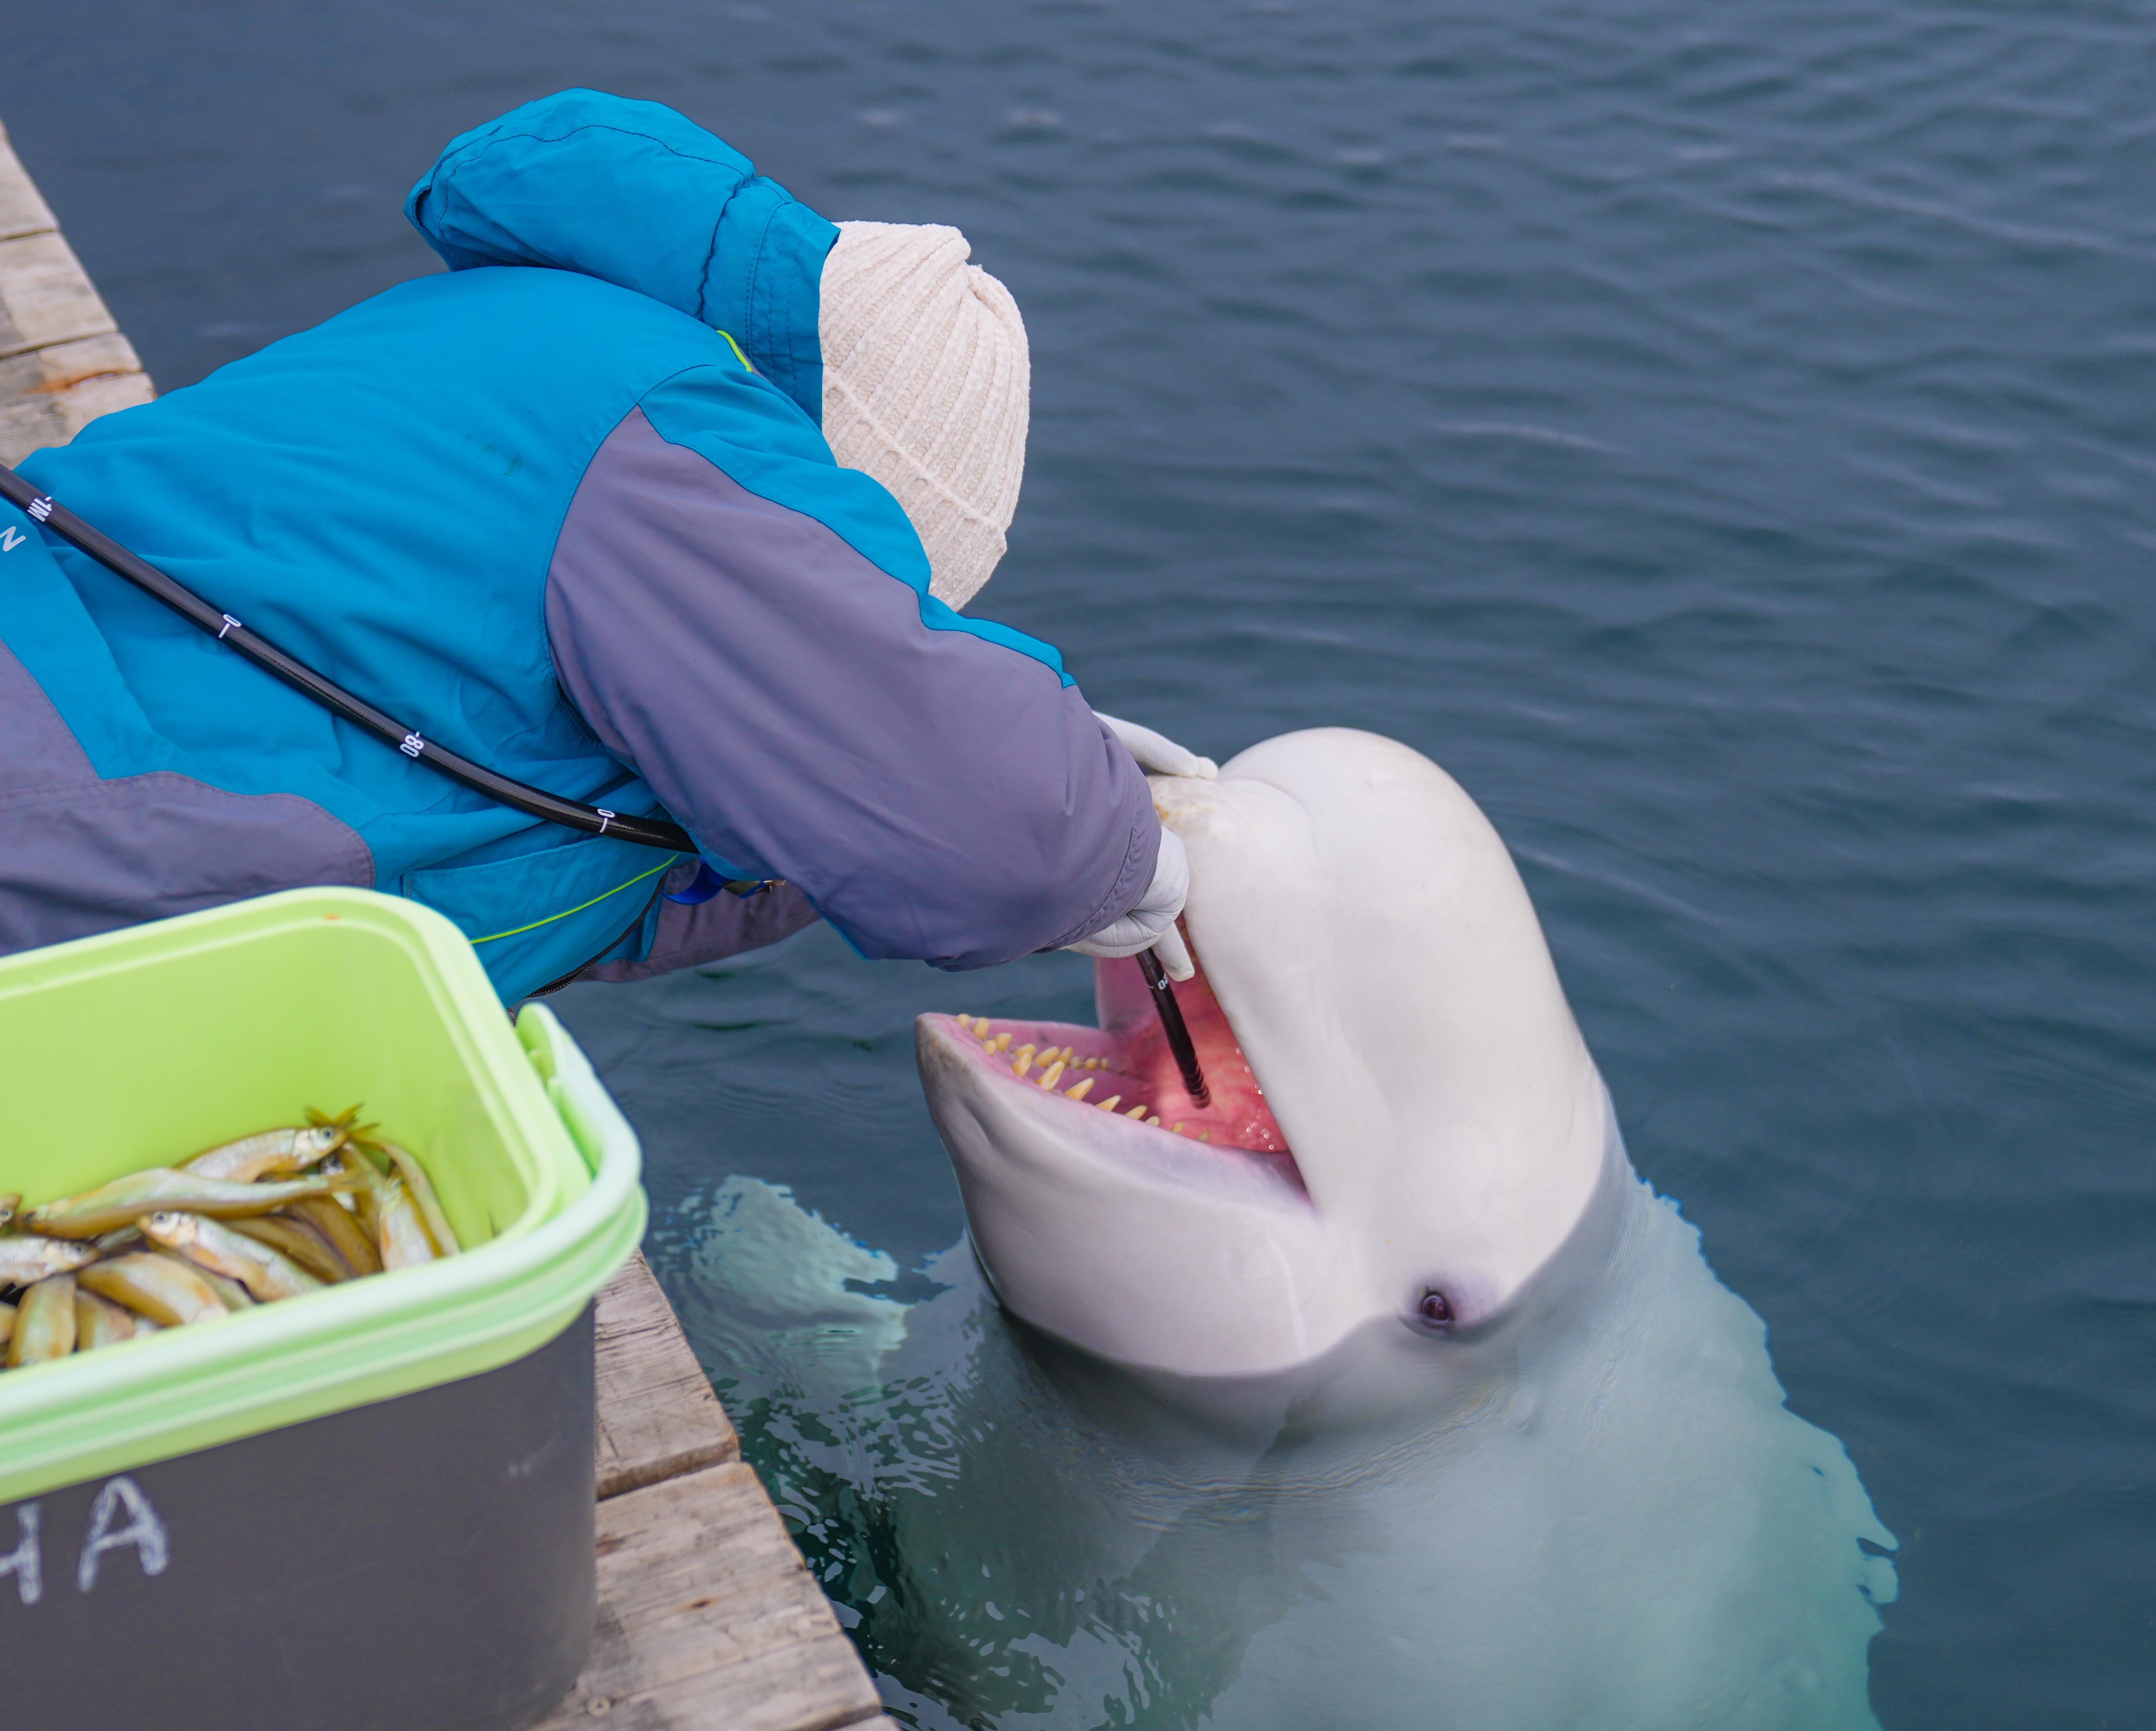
[{"x1": 1418, "y1": 1290, "x2": 1453, "y2": 1328}]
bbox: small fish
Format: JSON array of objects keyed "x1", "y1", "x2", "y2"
[
  {"x1": 0, "y1": 1303, "x2": 14, "y2": 1352},
  {"x1": 8, "y1": 1276, "x2": 78, "y2": 1367},
  {"x1": 329, "y1": 1148, "x2": 384, "y2": 1246},
  {"x1": 24, "y1": 1168, "x2": 360, "y2": 1239},
  {"x1": 0, "y1": 1191, "x2": 18, "y2": 1230},
  {"x1": 287, "y1": 1193, "x2": 382, "y2": 1277},
  {"x1": 73, "y1": 1288, "x2": 138, "y2": 1351},
  {"x1": 183, "y1": 1114, "x2": 353, "y2": 1183},
  {"x1": 78, "y1": 1254, "x2": 232, "y2": 1328},
  {"x1": 197, "y1": 1267, "x2": 256, "y2": 1311},
  {"x1": 375, "y1": 1176, "x2": 439, "y2": 1271},
  {"x1": 142, "y1": 1212, "x2": 323, "y2": 1303},
  {"x1": 222, "y1": 1214, "x2": 352, "y2": 1284},
  {"x1": 91, "y1": 1224, "x2": 145, "y2": 1257},
  {"x1": 367, "y1": 1141, "x2": 460, "y2": 1256},
  {"x1": 0, "y1": 1235, "x2": 99, "y2": 1285}
]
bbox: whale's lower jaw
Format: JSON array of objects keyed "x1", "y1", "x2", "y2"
[{"x1": 918, "y1": 1009, "x2": 1351, "y2": 1377}]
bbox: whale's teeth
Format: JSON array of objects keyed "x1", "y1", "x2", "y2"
[
  {"x1": 1064, "y1": 1077, "x2": 1095, "y2": 1101},
  {"x1": 1097, "y1": 1095, "x2": 1122, "y2": 1111},
  {"x1": 1126, "y1": 1103, "x2": 1149, "y2": 1118},
  {"x1": 1146, "y1": 1115, "x2": 1162, "y2": 1127},
  {"x1": 991, "y1": 1032, "x2": 1011, "y2": 1052},
  {"x1": 1037, "y1": 1059, "x2": 1066, "y2": 1090}
]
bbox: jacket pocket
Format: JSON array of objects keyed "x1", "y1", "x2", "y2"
[{"x1": 404, "y1": 831, "x2": 679, "y2": 1002}]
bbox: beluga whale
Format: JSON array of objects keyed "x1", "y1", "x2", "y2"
[
  {"x1": 880, "y1": 726, "x2": 1900, "y2": 1727},
  {"x1": 916, "y1": 726, "x2": 1613, "y2": 1379}
]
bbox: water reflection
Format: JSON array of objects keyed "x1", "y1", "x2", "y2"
[{"x1": 680, "y1": 1159, "x2": 1895, "y2": 1730}]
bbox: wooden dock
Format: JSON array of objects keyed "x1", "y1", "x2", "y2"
[
  {"x1": 0, "y1": 120, "x2": 153, "y2": 467},
  {"x1": 0, "y1": 114, "x2": 893, "y2": 1731},
  {"x1": 570, "y1": 1256, "x2": 894, "y2": 1731}
]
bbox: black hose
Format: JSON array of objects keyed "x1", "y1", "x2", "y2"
[
  {"x1": 0, "y1": 462, "x2": 765, "y2": 887},
  {"x1": 1137, "y1": 947, "x2": 1211, "y2": 1108}
]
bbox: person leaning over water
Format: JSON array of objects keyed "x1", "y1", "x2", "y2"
[{"x1": 0, "y1": 90, "x2": 1207, "y2": 1001}]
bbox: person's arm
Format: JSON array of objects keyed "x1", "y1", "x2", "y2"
[{"x1": 546, "y1": 368, "x2": 1156, "y2": 973}]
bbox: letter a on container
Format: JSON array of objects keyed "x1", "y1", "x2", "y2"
[{"x1": 76, "y1": 1478, "x2": 167, "y2": 1593}]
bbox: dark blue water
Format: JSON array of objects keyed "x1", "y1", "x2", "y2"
[{"x1": 13, "y1": 4, "x2": 2155, "y2": 1723}]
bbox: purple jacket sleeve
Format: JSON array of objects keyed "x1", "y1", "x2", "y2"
[{"x1": 545, "y1": 405, "x2": 1158, "y2": 972}]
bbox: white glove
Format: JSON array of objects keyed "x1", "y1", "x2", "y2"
[
  {"x1": 1064, "y1": 828, "x2": 1195, "y2": 980},
  {"x1": 1095, "y1": 713, "x2": 1218, "y2": 781}
]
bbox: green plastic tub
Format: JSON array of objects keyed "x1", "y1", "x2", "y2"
[{"x1": 0, "y1": 886, "x2": 648, "y2": 1731}]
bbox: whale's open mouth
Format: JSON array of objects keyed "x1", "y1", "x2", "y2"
[{"x1": 929, "y1": 950, "x2": 1305, "y2": 1195}]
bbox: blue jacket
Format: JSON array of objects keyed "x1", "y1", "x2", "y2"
[{"x1": 0, "y1": 91, "x2": 1156, "y2": 1001}]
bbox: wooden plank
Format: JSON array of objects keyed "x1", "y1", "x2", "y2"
[
  {"x1": 0, "y1": 115, "x2": 152, "y2": 463},
  {"x1": 0, "y1": 331, "x2": 146, "y2": 394},
  {"x1": 0, "y1": 332, "x2": 153, "y2": 463},
  {"x1": 535, "y1": 1462, "x2": 891, "y2": 1731},
  {"x1": 594, "y1": 1252, "x2": 738, "y2": 1499},
  {"x1": 0, "y1": 231, "x2": 122, "y2": 360},
  {"x1": 0, "y1": 120, "x2": 58, "y2": 242}
]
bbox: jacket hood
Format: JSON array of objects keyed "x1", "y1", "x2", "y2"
[{"x1": 405, "y1": 89, "x2": 839, "y2": 425}]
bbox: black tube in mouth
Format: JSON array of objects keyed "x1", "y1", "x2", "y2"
[{"x1": 1137, "y1": 947, "x2": 1210, "y2": 1109}]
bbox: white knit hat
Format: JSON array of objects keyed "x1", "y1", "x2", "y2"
[{"x1": 819, "y1": 221, "x2": 1029, "y2": 611}]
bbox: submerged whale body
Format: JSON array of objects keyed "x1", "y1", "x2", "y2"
[{"x1": 688, "y1": 1173, "x2": 1896, "y2": 1730}]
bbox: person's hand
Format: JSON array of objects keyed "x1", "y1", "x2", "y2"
[
  {"x1": 1096, "y1": 713, "x2": 1217, "y2": 781},
  {"x1": 1064, "y1": 828, "x2": 1195, "y2": 979}
]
